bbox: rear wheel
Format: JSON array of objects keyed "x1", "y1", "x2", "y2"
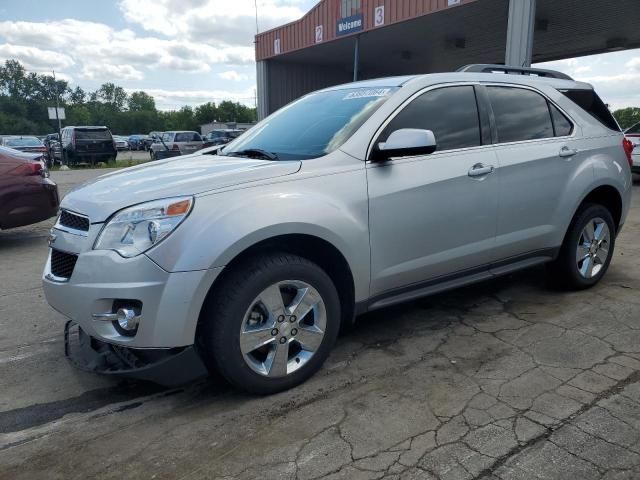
[
  {"x1": 150, "y1": 150, "x2": 156, "y2": 161},
  {"x1": 198, "y1": 253, "x2": 341, "y2": 394},
  {"x1": 547, "y1": 203, "x2": 615, "y2": 290}
]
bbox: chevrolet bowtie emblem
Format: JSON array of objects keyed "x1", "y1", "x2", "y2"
[{"x1": 48, "y1": 232, "x2": 57, "y2": 247}]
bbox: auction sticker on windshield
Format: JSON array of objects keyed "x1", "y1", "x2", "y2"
[{"x1": 343, "y1": 88, "x2": 392, "y2": 100}]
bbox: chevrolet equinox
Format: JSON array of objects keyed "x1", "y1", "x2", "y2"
[{"x1": 43, "y1": 65, "x2": 634, "y2": 394}]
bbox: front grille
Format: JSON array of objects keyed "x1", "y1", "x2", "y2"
[
  {"x1": 51, "y1": 249, "x2": 78, "y2": 279},
  {"x1": 59, "y1": 210, "x2": 90, "y2": 232}
]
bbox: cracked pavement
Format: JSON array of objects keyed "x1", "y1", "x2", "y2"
[{"x1": 0, "y1": 170, "x2": 639, "y2": 480}]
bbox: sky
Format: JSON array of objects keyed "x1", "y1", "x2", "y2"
[{"x1": 0, "y1": 0, "x2": 638, "y2": 111}]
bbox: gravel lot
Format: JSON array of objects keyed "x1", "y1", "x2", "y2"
[{"x1": 1, "y1": 168, "x2": 640, "y2": 480}]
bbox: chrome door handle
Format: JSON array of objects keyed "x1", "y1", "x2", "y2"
[
  {"x1": 468, "y1": 163, "x2": 494, "y2": 177},
  {"x1": 559, "y1": 146, "x2": 579, "y2": 158}
]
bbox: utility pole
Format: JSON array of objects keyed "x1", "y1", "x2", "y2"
[
  {"x1": 52, "y1": 70, "x2": 62, "y2": 139},
  {"x1": 254, "y1": 0, "x2": 259, "y2": 34}
]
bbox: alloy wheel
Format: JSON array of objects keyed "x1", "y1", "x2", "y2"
[
  {"x1": 239, "y1": 280, "x2": 327, "y2": 378},
  {"x1": 576, "y1": 217, "x2": 611, "y2": 279}
]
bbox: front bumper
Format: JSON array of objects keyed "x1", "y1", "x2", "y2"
[
  {"x1": 43, "y1": 232, "x2": 223, "y2": 348},
  {"x1": 65, "y1": 321, "x2": 207, "y2": 386}
]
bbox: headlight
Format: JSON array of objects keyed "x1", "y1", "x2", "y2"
[{"x1": 94, "y1": 197, "x2": 193, "y2": 258}]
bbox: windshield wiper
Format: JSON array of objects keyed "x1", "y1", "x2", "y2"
[{"x1": 225, "y1": 149, "x2": 279, "y2": 161}]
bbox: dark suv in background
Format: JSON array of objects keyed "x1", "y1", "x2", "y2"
[{"x1": 60, "y1": 126, "x2": 117, "y2": 166}]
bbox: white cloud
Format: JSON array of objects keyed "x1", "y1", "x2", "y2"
[
  {"x1": 0, "y1": 43, "x2": 74, "y2": 71},
  {"x1": 0, "y1": 18, "x2": 256, "y2": 85},
  {"x1": 219, "y1": 70, "x2": 249, "y2": 81},
  {"x1": 81, "y1": 63, "x2": 144, "y2": 81},
  {"x1": 626, "y1": 57, "x2": 640, "y2": 72},
  {"x1": 131, "y1": 86, "x2": 256, "y2": 110},
  {"x1": 118, "y1": 0, "x2": 304, "y2": 46}
]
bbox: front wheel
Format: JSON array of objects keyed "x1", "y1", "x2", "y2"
[
  {"x1": 547, "y1": 203, "x2": 616, "y2": 290},
  {"x1": 198, "y1": 253, "x2": 341, "y2": 394}
]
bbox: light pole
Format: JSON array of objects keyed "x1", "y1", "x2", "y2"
[{"x1": 52, "y1": 70, "x2": 62, "y2": 139}]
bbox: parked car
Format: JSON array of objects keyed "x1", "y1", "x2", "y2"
[
  {"x1": 143, "y1": 131, "x2": 162, "y2": 151},
  {"x1": 149, "y1": 131, "x2": 203, "y2": 160},
  {"x1": 43, "y1": 65, "x2": 632, "y2": 394},
  {"x1": 113, "y1": 136, "x2": 130, "y2": 151},
  {"x1": 60, "y1": 126, "x2": 117, "y2": 166},
  {"x1": 624, "y1": 122, "x2": 639, "y2": 173},
  {"x1": 0, "y1": 136, "x2": 49, "y2": 164},
  {"x1": 43, "y1": 133, "x2": 61, "y2": 166},
  {"x1": 0, "y1": 145, "x2": 59, "y2": 229},
  {"x1": 203, "y1": 129, "x2": 244, "y2": 148},
  {"x1": 128, "y1": 134, "x2": 148, "y2": 151}
]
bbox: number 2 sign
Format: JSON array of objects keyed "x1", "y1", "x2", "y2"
[
  {"x1": 315, "y1": 25, "x2": 323, "y2": 43},
  {"x1": 374, "y1": 5, "x2": 385, "y2": 27}
]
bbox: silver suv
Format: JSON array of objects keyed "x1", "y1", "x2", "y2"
[{"x1": 43, "y1": 65, "x2": 633, "y2": 394}]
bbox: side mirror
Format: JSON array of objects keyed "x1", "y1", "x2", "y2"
[{"x1": 371, "y1": 128, "x2": 437, "y2": 161}]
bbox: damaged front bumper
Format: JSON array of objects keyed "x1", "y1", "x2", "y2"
[{"x1": 64, "y1": 321, "x2": 208, "y2": 387}]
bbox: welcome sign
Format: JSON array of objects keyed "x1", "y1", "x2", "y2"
[{"x1": 336, "y1": 13, "x2": 364, "y2": 36}]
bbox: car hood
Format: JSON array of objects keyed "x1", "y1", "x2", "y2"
[{"x1": 61, "y1": 154, "x2": 302, "y2": 222}]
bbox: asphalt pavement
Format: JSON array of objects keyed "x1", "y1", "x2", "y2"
[{"x1": 1, "y1": 168, "x2": 639, "y2": 480}]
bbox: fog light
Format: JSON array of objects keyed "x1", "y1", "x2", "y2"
[{"x1": 116, "y1": 308, "x2": 139, "y2": 331}]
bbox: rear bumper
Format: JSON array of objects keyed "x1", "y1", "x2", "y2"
[
  {"x1": 0, "y1": 179, "x2": 59, "y2": 229},
  {"x1": 65, "y1": 321, "x2": 207, "y2": 386}
]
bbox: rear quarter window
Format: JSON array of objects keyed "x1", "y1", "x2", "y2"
[{"x1": 560, "y1": 89, "x2": 620, "y2": 131}]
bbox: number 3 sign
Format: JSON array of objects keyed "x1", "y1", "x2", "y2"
[{"x1": 374, "y1": 5, "x2": 385, "y2": 27}]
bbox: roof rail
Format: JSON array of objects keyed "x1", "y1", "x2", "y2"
[{"x1": 457, "y1": 64, "x2": 573, "y2": 81}]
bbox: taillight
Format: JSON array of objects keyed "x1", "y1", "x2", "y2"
[
  {"x1": 11, "y1": 162, "x2": 43, "y2": 176},
  {"x1": 71, "y1": 133, "x2": 76, "y2": 146},
  {"x1": 623, "y1": 138, "x2": 634, "y2": 168},
  {"x1": 172, "y1": 143, "x2": 180, "y2": 151}
]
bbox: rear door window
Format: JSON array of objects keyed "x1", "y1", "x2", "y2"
[
  {"x1": 487, "y1": 87, "x2": 554, "y2": 143},
  {"x1": 378, "y1": 85, "x2": 482, "y2": 152}
]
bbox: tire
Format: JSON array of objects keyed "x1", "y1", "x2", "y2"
[
  {"x1": 198, "y1": 253, "x2": 341, "y2": 395},
  {"x1": 546, "y1": 203, "x2": 616, "y2": 290},
  {"x1": 62, "y1": 149, "x2": 69, "y2": 166},
  {"x1": 150, "y1": 150, "x2": 156, "y2": 161}
]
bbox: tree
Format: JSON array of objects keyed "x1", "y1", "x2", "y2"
[
  {"x1": 129, "y1": 91, "x2": 156, "y2": 111},
  {"x1": 0, "y1": 59, "x2": 27, "y2": 97},
  {"x1": 194, "y1": 102, "x2": 218, "y2": 125},
  {"x1": 95, "y1": 82, "x2": 128, "y2": 111},
  {"x1": 69, "y1": 86, "x2": 87, "y2": 105},
  {"x1": 614, "y1": 107, "x2": 640, "y2": 130},
  {"x1": 0, "y1": 60, "x2": 255, "y2": 135},
  {"x1": 216, "y1": 101, "x2": 256, "y2": 123}
]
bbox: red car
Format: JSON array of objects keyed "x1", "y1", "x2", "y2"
[{"x1": 0, "y1": 145, "x2": 59, "y2": 229}]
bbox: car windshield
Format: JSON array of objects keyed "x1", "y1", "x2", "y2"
[
  {"x1": 5, "y1": 137, "x2": 42, "y2": 147},
  {"x1": 223, "y1": 86, "x2": 398, "y2": 160}
]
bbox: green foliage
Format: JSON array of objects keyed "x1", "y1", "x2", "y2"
[
  {"x1": 129, "y1": 91, "x2": 156, "y2": 111},
  {"x1": 0, "y1": 59, "x2": 257, "y2": 135},
  {"x1": 613, "y1": 107, "x2": 640, "y2": 130}
]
